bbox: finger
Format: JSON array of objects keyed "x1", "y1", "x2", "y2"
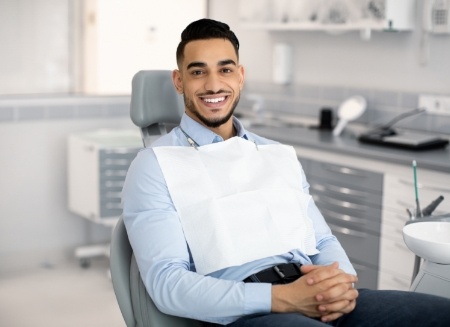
[
  {"x1": 301, "y1": 262, "x2": 339, "y2": 275},
  {"x1": 319, "y1": 299, "x2": 357, "y2": 322},
  {"x1": 316, "y1": 282, "x2": 358, "y2": 302},
  {"x1": 318, "y1": 299, "x2": 350, "y2": 313},
  {"x1": 321, "y1": 312, "x2": 344, "y2": 323},
  {"x1": 300, "y1": 265, "x2": 319, "y2": 275},
  {"x1": 314, "y1": 278, "x2": 357, "y2": 301},
  {"x1": 303, "y1": 263, "x2": 343, "y2": 285},
  {"x1": 318, "y1": 290, "x2": 358, "y2": 313}
]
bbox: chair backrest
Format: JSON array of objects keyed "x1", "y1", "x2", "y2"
[
  {"x1": 110, "y1": 217, "x2": 202, "y2": 327},
  {"x1": 110, "y1": 70, "x2": 202, "y2": 327},
  {"x1": 130, "y1": 70, "x2": 184, "y2": 147},
  {"x1": 110, "y1": 217, "x2": 135, "y2": 327}
]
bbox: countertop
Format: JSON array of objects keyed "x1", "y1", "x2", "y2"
[{"x1": 242, "y1": 119, "x2": 450, "y2": 174}]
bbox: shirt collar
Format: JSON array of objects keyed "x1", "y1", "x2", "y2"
[{"x1": 179, "y1": 113, "x2": 249, "y2": 147}]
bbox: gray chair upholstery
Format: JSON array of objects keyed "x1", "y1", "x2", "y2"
[
  {"x1": 110, "y1": 217, "x2": 202, "y2": 327},
  {"x1": 110, "y1": 70, "x2": 202, "y2": 327},
  {"x1": 130, "y1": 70, "x2": 184, "y2": 147}
]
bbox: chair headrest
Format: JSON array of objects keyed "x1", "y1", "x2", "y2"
[{"x1": 130, "y1": 70, "x2": 184, "y2": 128}]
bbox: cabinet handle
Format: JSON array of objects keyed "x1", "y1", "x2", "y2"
[
  {"x1": 398, "y1": 178, "x2": 450, "y2": 193},
  {"x1": 105, "y1": 191, "x2": 122, "y2": 198},
  {"x1": 328, "y1": 223, "x2": 367, "y2": 238},
  {"x1": 323, "y1": 165, "x2": 366, "y2": 177},
  {"x1": 103, "y1": 148, "x2": 140, "y2": 154},
  {"x1": 320, "y1": 207, "x2": 365, "y2": 225},
  {"x1": 311, "y1": 182, "x2": 368, "y2": 199},
  {"x1": 314, "y1": 194, "x2": 366, "y2": 212},
  {"x1": 105, "y1": 180, "x2": 125, "y2": 188},
  {"x1": 104, "y1": 169, "x2": 128, "y2": 177},
  {"x1": 104, "y1": 158, "x2": 130, "y2": 165},
  {"x1": 105, "y1": 203, "x2": 122, "y2": 209}
]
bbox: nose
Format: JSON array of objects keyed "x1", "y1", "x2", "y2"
[{"x1": 204, "y1": 72, "x2": 224, "y2": 93}]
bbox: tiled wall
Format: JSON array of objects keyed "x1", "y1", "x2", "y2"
[{"x1": 240, "y1": 83, "x2": 450, "y2": 136}]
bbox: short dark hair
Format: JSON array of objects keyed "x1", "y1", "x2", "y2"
[{"x1": 176, "y1": 18, "x2": 240, "y2": 67}]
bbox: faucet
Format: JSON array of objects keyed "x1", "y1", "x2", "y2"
[
  {"x1": 404, "y1": 195, "x2": 449, "y2": 283},
  {"x1": 406, "y1": 195, "x2": 449, "y2": 225}
]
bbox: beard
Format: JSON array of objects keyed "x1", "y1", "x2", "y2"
[{"x1": 184, "y1": 92, "x2": 240, "y2": 128}]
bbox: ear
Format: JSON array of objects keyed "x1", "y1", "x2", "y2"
[
  {"x1": 238, "y1": 65, "x2": 245, "y2": 90},
  {"x1": 172, "y1": 69, "x2": 183, "y2": 94}
]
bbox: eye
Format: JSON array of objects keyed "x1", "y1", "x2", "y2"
[
  {"x1": 221, "y1": 68, "x2": 233, "y2": 73},
  {"x1": 191, "y1": 70, "x2": 204, "y2": 76}
]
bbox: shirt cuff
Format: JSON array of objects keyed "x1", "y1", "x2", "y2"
[{"x1": 244, "y1": 282, "x2": 272, "y2": 315}]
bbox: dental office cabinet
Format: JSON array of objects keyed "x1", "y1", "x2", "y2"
[
  {"x1": 68, "y1": 129, "x2": 142, "y2": 265},
  {"x1": 298, "y1": 154, "x2": 382, "y2": 290},
  {"x1": 68, "y1": 129, "x2": 142, "y2": 223},
  {"x1": 294, "y1": 145, "x2": 450, "y2": 291}
]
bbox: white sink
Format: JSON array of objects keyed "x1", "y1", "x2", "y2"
[{"x1": 403, "y1": 221, "x2": 450, "y2": 264}]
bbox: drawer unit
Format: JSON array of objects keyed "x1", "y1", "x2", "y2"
[
  {"x1": 307, "y1": 160, "x2": 383, "y2": 194},
  {"x1": 68, "y1": 129, "x2": 142, "y2": 224},
  {"x1": 328, "y1": 222, "x2": 380, "y2": 266},
  {"x1": 311, "y1": 186, "x2": 382, "y2": 235},
  {"x1": 99, "y1": 149, "x2": 140, "y2": 217},
  {"x1": 299, "y1": 156, "x2": 383, "y2": 289}
]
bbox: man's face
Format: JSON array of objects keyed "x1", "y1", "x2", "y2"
[{"x1": 173, "y1": 38, "x2": 244, "y2": 129}]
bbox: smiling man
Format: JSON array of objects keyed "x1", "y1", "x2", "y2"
[
  {"x1": 173, "y1": 36, "x2": 244, "y2": 136},
  {"x1": 122, "y1": 18, "x2": 450, "y2": 327}
]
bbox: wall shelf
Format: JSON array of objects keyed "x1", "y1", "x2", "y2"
[{"x1": 239, "y1": 0, "x2": 416, "y2": 36}]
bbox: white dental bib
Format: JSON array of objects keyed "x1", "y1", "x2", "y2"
[{"x1": 153, "y1": 137, "x2": 318, "y2": 275}]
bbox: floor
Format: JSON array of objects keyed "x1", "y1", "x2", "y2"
[{"x1": 0, "y1": 258, "x2": 126, "y2": 327}]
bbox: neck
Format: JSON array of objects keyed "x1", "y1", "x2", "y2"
[{"x1": 211, "y1": 120, "x2": 236, "y2": 140}]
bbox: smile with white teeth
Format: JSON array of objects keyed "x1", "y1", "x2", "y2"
[{"x1": 202, "y1": 96, "x2": 226, "y2": 103}]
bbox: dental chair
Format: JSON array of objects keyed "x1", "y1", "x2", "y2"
[{"x1": 110, "y1": 70, "x2": 202, "y2": 327}]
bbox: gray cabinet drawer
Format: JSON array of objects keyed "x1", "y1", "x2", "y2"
[
  {"x1": 99, "y1": 150, "x2": 139, "y2": 168},
  {"x1": 308, "y1": 161, "x2": 383, "y2": 193},
  {"x1": 352, "y1": 261, "x2": 379, "y2": 290},
  {"x1": 309, "y1": 178, "x2": 382, "y2": 209},
  {"x1": 98, "y1": 148, "x2": 140, "y2": 218},
  {"x1": 312, "y1": 193, "x2": 382, "y2": 235},
  {"x1": 329, "y1": 222, "x2": 380, "y2": 266}
]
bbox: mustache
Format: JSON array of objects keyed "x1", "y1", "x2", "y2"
[{"x1": 197, "y1": 90, "x2": 232, "y2": 97}]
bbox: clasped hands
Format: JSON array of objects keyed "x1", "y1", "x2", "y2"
[{"x1": 271, "y1": 262, "x2": 358, "y2": 323}]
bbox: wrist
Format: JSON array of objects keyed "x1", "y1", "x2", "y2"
[{"x1": 271, "y1": 284, "x2": 292, "y2": 313}]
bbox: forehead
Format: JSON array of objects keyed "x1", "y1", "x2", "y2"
[{"x1": 182, "y1": 38, "x2": 238, "y2": 68}]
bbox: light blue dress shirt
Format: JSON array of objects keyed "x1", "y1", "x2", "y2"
[{"x1": 122, "y1": 113, "x2": 356, "y2": 325}]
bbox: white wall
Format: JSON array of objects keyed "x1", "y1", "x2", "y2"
[
  {"x1": 0, "y1": 112, "x2": 134, "y2": 274},
  {"x1": 209, "y1": 0, "x2": 450, "y2": 94},
  {"x1": 0, "y1": 0, "x2": 72, "y2": 94}
]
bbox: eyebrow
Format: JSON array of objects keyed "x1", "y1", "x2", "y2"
[{"x1": 186, "y1": 59, "x2": 237, "y2": 70}]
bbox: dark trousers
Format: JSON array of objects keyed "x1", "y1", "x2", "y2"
[{"x1": 205, "y1": 289, "x2": 450, "y2": 326}]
